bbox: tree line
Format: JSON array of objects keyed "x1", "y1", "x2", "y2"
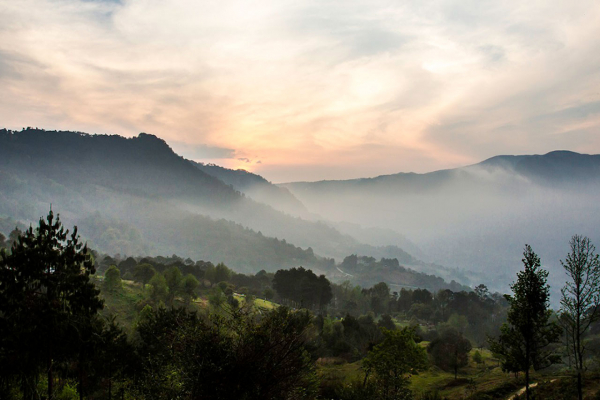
[
  {"x1": 0, "y1": 211, "x2": 320, "y2": 399},
  {"x1": 2, "y1": 211, "x2": 600, "y2": 399}
]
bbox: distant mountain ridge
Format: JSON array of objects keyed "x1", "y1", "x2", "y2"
[
  {"x1": 0, "y1": 128, "x2": 468, "y2": 292},
  {"x1": 477, "y1": 150, "x2": 600, "y2": 185},
  {"x1": 283, "y1": 150, "x2": 600, "y2": 194},
  {"x1": 281, "y1": 150, "x2": 600, "y2": 294},
  {"x1": 0, "y1": 129, "x2": 237, "y2": 202}
]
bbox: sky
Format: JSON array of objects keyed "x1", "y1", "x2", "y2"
[{"x1": 1, "y1": 0, "x2": 600, "y2": 182}]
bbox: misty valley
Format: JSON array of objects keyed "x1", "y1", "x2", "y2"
[{"x1": 1, "y1": 128, "x2": 600, "y2": 400}]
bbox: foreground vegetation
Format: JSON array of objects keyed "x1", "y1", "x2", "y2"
[{"x1": 1, "y1": 211, "x2": 600, "y2": 399}]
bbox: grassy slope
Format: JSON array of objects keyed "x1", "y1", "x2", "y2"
[
  {"x1": 100, "y1": 280, "x2": 146, "y2": 328},
  {"x1": 317, "y1": 344, "x2": 600, "y2": 399},
  {"x1": 99, "y1": 281, "x2": 281, "y2": 331},
  {"x1": 315, "y1": 348, "x2": 529, "y2": 400},
  {"x1": 99, "y1": 279, "x2": 208, "y2": 329}
]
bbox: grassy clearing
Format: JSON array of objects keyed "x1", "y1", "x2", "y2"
[
  {"x1": 101, "y1": 280, "x2": 208, "y2": 328},
  {"x1": 409, "y1": 347, "x2": 524, "y2": 399},
  {"x1": 254, "y1": 297, "x2": 278, "y2": 310},
  {"x1": 410, "y1": 361, "x2": 524, "y2": 399},
  {"x1": 232, "y1": 294, "x2": 279, "y2": 311},
  {"x1": 317, "y1": 359, "x2": 363, "y2": 388},
  {"x1": 100, "y1": 279, "x2": 145, "y2": 328}
]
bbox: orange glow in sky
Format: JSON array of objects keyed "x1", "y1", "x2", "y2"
[{"x1": 1, "y1": 0, "x2": 600, "y2": 182}]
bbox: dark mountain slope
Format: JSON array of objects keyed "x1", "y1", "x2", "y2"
[
  {"x1": 0, "y1": 129, "x2": 237, "y2": 203},
  {"x1": 0, "y1": 128, "x2": 460, "y2": 284}
]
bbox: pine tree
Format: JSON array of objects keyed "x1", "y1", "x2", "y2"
[
  {"x1": 0, "y1": 210, "x2": 103, "y2": 399},
  {"x1": 489, "y1": 245, "x2": 561, "y2": 400}
]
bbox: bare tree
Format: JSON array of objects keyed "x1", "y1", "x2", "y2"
[{"x1": 560, "y1": 235, "x2": 600, "y2": 400}]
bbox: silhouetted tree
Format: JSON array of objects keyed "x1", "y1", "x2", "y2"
[
  {"x1": 118, "y1": 256, "x2": 137, "y2": 275},
  {"x1": 214, "y1": 262, "x2": 232, "y2": 284},
  {"x1": 489, "y1": 245, "x2": 561, "y2": 400},
  {"x1": 0, "y1": 210, "x2": 103, "y2": 399},
  {"x1": 263, "y1": 287, "x2": 274, "y2": 301},
  {"x1": 378, "y1": 314, "x2": 397, "y2": 331},
  {"x1": 273, "y1": 267, "x2": 332, "y2": 310}
]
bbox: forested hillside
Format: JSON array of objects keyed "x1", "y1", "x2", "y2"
[{"x1": 0, "y1": 128, "x2": 466, "y2": 286}]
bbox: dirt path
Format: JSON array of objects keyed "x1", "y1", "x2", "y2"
[
  {"x1": 336, "y1": 266, "x2": 354, "y2": 277},
  {"x1": 507, "y1": 379, "x2": 557, "y2": 400}
]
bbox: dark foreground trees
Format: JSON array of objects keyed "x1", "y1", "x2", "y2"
[
  {"x1": 489, "y1": 245, "x2": 561, "y2": 400},
  {"x1": 133, "y1": 306, "x2": 318, "y2": 400},
  {"x1": 273, "y1": 267, "x2": 332, "y2": 310},
  {"x1": 560, "y1": 235, "x2": 600, "y2": 400},
  {"x1": 0, "y1": 210, "x2": 104, "y2": 399},
  {"x1": 1, "y1": 210, "x2": 319, "y2": 399}
]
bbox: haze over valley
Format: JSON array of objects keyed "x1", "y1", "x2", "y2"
[
  {"x1": 2, "y1": 128, "x2": 598, "y2": 297},
  {"x1": 4, "y1": 1, "x2": 600, "y2": 397},
  {"x1": 282, "y1": 150, "x2": 600, "y2": 293}
]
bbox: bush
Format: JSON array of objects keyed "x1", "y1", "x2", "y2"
[
  {"x1": 472, "y1": 350, "x2": 483, "y2": 364},
  {"x1": 104, "y1": 265, "x2": 122, "y2": 292}
]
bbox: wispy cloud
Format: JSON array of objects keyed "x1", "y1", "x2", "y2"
[{"x1": 1, "y1": 0, "x2": 599, "y2": 181}]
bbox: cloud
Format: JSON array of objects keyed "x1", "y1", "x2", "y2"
[{"x1": 1, "y1": 0, "x2": 599, "y2": 181}]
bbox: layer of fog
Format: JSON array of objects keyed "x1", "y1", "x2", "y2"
[{"x1": 281, "y1": 163, "x2": 600, "y2": 296}]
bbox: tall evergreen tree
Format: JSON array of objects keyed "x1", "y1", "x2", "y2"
[
  {"x1": 489, "y1": 245, "x2": 561, "y2": 400},
  {"x1": 0, "y1": 210, "x2": 103, "y2": 399}
]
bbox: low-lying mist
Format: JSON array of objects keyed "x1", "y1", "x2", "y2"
[{"x1": 282, "y1": 155, "x2": 600, "y2": 296}]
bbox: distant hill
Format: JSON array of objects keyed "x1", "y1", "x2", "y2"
[
  {"x1": 0, "y1": 128, "x2": 465, "y2": 289},
  {"x1": 477, "y1": 150, "x2": 600, "y2": 185},
  {"x1": 192, "y1": 162, "x2": 308, "y2": 216},
  {"x1": 0, "y1": 128, "x2": 321, "y2": 271},
  {"x1": 282, "y1": 151, "x2": 600, "y2": 294},
  {"x1": 0, "y1": 129, "x2": 236, "y2": 202},
  {"x1": 283, "y1": 151, "x2": 600, "y2": 197}
]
